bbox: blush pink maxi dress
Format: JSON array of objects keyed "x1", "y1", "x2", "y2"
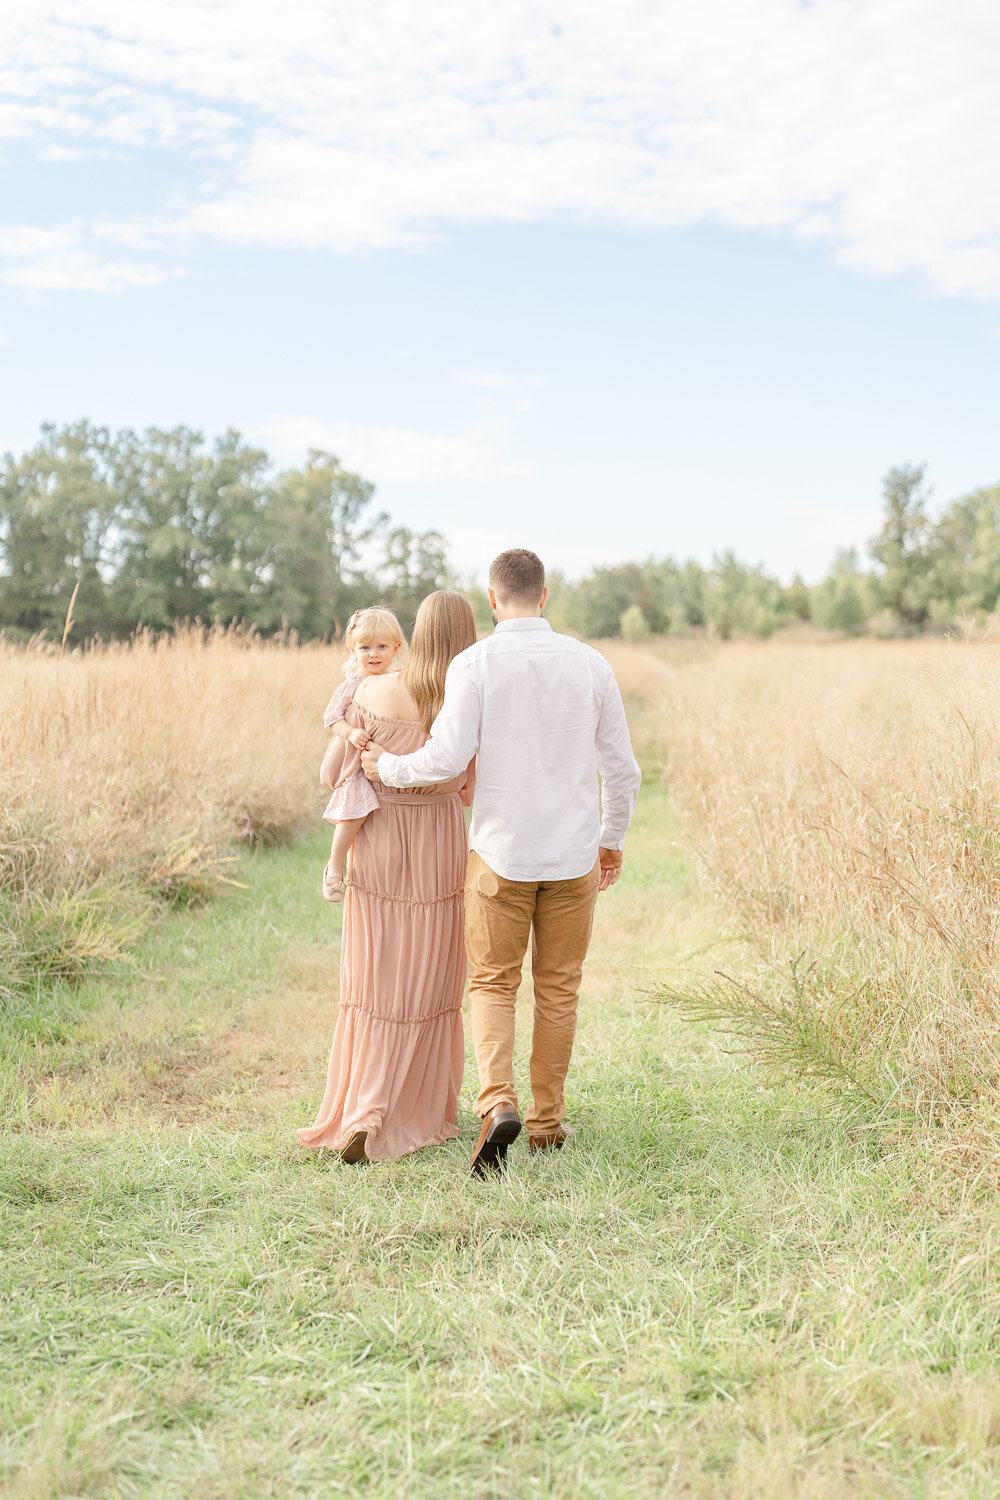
[{"x1": 298, "y1": 703, "x2": 472, "y2": 1162}]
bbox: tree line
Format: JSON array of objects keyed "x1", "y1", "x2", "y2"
[
  {"x1": 543, "y1": 465, "x2": 1000, "y2": 641},
  {"x1": 1, "y1": 424, "x2": 997, "y2": 642},
  {"x1": 0, "y1": 421, "x2": 449, "y2": 642}
]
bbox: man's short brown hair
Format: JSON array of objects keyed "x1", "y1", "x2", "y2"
[{"x1": 489, "y1": 548, "x2": 546, "y2": 605}]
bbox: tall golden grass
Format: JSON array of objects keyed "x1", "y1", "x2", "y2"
[
  {"x1": 0, "y1": 627, "x2": 338, "y2": 998},
  {"x1": 603, "y1": 634, "x2": 1000, "y2": 1119},
  {"x1": 7, "y1": 623, "x2": 1000, "y2": 1127}
]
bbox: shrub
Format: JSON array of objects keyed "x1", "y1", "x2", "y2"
[{"x1": 619, "y1": 604, "x2": 650, "y2": 643}]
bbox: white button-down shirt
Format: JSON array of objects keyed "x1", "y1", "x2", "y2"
[{"x1": 377, "y1": 617, "x2": 641, "y2": 881}]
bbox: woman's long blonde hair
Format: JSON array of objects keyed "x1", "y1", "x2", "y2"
[{"x1": 404, "y1": 591, "x2": 477, "y2": 733}]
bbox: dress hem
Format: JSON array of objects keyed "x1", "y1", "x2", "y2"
[{"x1": 297, "y1": 1122, "x2": 460, "y2": 1158}]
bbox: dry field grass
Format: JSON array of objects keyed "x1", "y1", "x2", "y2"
[
  {"x1": 6, "y1": 626, "x2": 1000, "y2": 1138},
  {"x1": 0, "y1": 628, "x2": 340, "y2": 997},
  {"x1": 604, "y1": 633, "x2": 1000, "y2": 1150}
]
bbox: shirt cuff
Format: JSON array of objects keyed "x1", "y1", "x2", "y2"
[
  {"x1": 377, "y1": 751, "x2": 400, "y2": 787},
  {"x1": 599, "y1": 827, "x2": 628, "y2": 851}
]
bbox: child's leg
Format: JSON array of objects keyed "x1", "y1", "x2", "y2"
[
  {"x1": 329, "y1": 817, "x2": 366, "y2": 873},
  {"x1": 322, "y1": 816, "x2": 368, "y2": 902}
]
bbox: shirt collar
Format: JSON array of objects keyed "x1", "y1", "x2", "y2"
[{"x1": 493, "y1": 617, "x2": 553, "y2": 633}]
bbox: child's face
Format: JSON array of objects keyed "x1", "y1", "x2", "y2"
[{"x1": 353, "y1": 636, "x2": 398, "y2": 675}]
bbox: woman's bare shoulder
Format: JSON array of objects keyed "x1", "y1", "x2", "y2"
[{"x1": 355, "y1": 673, "x2": 421, "y2": 720}]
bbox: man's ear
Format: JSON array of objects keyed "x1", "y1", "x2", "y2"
[
  {"x1": 539, "y1": 586, "x2": 549, "y2": 612},
  {"x1": 487, "y1": 587, "x2": 497, "y2": 610}
]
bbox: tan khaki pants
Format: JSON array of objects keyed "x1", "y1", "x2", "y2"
[{"x1": 464, "y1": 850, "x2": 600, "y2": 1135}]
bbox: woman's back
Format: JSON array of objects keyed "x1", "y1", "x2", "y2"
[{"x1": 354, "y1": 671, "x2": 422, "y2": 722}]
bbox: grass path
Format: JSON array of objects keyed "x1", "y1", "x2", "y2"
[{"x1": 4, "y1": 783, "x2": 1000, "y2": 1498}]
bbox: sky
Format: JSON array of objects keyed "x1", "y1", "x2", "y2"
[{"x1": 1, "y1": 0, "x2": 999, "y2": 584}]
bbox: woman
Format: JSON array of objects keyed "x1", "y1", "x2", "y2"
[{"x1": 298, "y1": 591, "x2": 478, "y2": 1163}]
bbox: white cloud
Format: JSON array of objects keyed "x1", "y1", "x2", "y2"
[
  {"x1": 0, "y1": 220, "x2": 182, "y2": 291},
  {"x1": 5, "y1": 253, "x2": 176, "y2": 291},
  {"x1": 255, "y1": 413, "x2": 532, "y2": 485},
  {"x1": 2, "y1": 1, "x2": 1000, "y2": 296}
]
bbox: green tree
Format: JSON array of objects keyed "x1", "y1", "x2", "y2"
[
  {"x1": 811, "y1": 549, "x2": 870, "y2": 633},
  {"x1": 619, "y1": 603, "x2": 650, "y2": 641},
  {"x1": 786, "y1": 574, "x2": 811, "y2": 621},
  {"x1": 711, "y1": 599, "x2": 734, "y2": 640},
  {"x1": 375, "y1": 527, "x2": 450, "y2": 632},
  {"x1": 200, "y1": 431, "x2": 273, "y2": 625},
  {"x1": 261, "y1": 451, "x2": 384, "y2": 638},
  {"x1": 540, "y1": 569, "x2": 576, "y2": 634},
  {"x1": 928, "y1": 484, "x2": 1000, "y2": 619},
  {"x1": 110, "y1": 426, "x2": 216, "y2": 630},
  {"x1": 0, "y1": 421, "x2": 118, "y2": 639},
  {"x1": 870, "y1": 464, "x2": 936, "y2": 631},
  {"x1": 705, "y1": 551, "x2": 787, "y2": 639},
  {"x1": 666, "y1": 601, "x2": 691, "y2": 636},
  {"x1": 572, "y1": 564, "x2": 646, "y2": 637},
  {"x1": 0, "y1": 422, "x2": 459, "y2": 642}
]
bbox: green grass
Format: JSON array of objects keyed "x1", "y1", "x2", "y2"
[{"x1": 4, "y1": 783, "x2": 1000, "y2": 1497}]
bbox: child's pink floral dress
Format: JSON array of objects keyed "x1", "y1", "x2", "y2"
[{"x1": 320, "y1": 674, "x2": 381, "y2": 822}]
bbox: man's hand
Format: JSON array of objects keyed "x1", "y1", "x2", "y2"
[
  {"x1": 598, "y1": 847, "x2": 623, "y2": 891},
  {"x1": 361, "y1": 743, "x2": 386, "y2": 782}
]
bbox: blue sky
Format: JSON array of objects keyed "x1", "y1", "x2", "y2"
[{"x1": 2, "y1": 1, "x2": 999, "y2": 584}]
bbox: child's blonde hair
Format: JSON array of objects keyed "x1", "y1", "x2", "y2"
[{"x1": 342, "y1": 606, "x2": 406, "y2": 678}]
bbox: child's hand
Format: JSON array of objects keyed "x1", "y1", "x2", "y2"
[{"x1": 348, "y1": 726, "x2": 370, "y2": 749}]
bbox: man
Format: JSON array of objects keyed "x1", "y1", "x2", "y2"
[{"x1": 362, "y1": 549, "x2": 641, "y2": 1176}]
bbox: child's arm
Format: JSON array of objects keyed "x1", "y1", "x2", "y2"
[
  {"x1": 319, "y1": 720, "x2": 369, "y2": 786},
  {"x1": 330, "y1": 720, "x2": 370, "y2": 748}
]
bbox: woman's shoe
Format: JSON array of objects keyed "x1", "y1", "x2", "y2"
[
  {"x1": 339, "y1": 1129, "x2": 368, "y2": 1164},
  {"x1": 322, "y1": 863, "x2": 345, "y2": 902}
]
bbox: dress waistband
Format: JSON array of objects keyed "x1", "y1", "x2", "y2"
[{"x1": 377, "y1": 789, "x2": 462, "y2": 807}]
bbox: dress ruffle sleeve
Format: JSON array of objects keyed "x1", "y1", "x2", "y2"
[{"x1": 323, "y1": 673, "x2": 363, "y2": 729}]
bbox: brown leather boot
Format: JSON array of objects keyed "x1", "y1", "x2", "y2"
[
  {"x1": 470, "y1": 1102, "x2": 522, "y2": 1177},
  {"x1": 527, "y1": 1126, "x2": 567, "y2": 1153}
]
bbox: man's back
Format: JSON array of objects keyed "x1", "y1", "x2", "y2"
[
  {"x1": 377, "y1": 615, "x2": 640, "y2": 882},
  {"x1": 458, "y1": 618, "x2": 637, "y2": 880}
]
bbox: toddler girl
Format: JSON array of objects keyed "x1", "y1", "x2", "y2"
[{"x1": 320, "y1": 606, "x2": 406, "y2": 901}]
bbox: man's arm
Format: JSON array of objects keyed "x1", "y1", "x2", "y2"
[
  {"x1": 362, "y1": 656, "x2": 481, "y2": 788},
  {"x1": 595, "y1": 669, "x2": 642, "y2": 860}
]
